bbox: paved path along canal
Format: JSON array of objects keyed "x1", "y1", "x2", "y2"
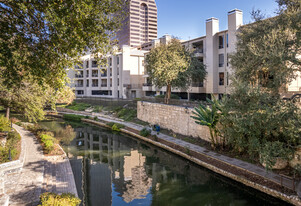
[{"x1": 4, "y1": 125, "x2": 77, "y2": 206}]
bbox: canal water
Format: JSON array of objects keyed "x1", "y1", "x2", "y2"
[{"x1": 39, "y1": 119, "x2": 291, "y2": 206}]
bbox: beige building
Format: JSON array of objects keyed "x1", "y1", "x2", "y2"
[
  {"x1": 142, "y1": 9, "x2": 301, "y2": 100},
  {"x1": 68, "y1": 45, "x2": 148, "y2": 99},
  {"x1": 117, "y1": 0, "x2": 158, "y2": 48}
]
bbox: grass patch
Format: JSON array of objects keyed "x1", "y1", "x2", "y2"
[
  {"x1": 116, "y1": 108, "x2": 137, "y2": 121},
  {"x1": 139, "y1": 128, "x2": 151, "y2": 137},
  {"x1": 0, "y1": 130, "x2": 21, "y2": 163},
  {"x1": 63, "y1": 114, "x2": 83, "y2": 122},
  {"x1": 65, "y1": 102, "x2": 91, "y2": 111},
  {"x1": 40, "y1": 192, "x2": 81, "y2": 206}
]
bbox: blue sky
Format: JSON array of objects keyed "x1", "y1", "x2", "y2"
[{"x1": 156, "y1": 0, "x2": 279, "y2": 40}]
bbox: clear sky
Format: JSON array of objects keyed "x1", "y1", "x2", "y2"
[{"x1": 156, "y1": 0, "x2": 279, "y2": 40}]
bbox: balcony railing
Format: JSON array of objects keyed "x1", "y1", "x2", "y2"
[
  {"x1": 75, "y1": 84, "x2": 83, "y2": 87},
  {"x1": 101, "y1": 84, "x2": 107, "y2": 87},
  {"x1": 75, "y1": 74, "x2": 84, "y2": 78},
  {"x1": 92, "y1": 84, "x2": 98, "y2": 87},
  {"x1": 193, "y1": 48, "x2": 203, "y2": 54},
  {"x1": 192, "y1": 82, "x2": 204, "y2": 87}
]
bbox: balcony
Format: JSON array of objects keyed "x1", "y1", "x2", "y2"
[
  {"x1": 75, "y1": 74, "x2": 84, "y2": 78},
  {"x1": 192, "y1": 82, "x2": 203, "y2": 87},
  {"x1": 75, "y1": 84, "x2": 83, "y2": 87},
  {"x1": 92, "y1": 84, "x2": 98, "y2": 87},
  {"x1": 142, "y1": 83, "x2": 153, "y2": 91}
]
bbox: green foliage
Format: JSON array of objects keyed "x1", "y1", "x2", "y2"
[
  {"x1": 145, "y1": 39, "x2": 206, "y2": 104},
  {"x1": 106, "y1": 122, "x2": 125, "y2": 132},
  {"x1": 63, "y1": 114, "x2": 83, "y2": 122},
  {"x1": 66, "y1": 102, "x2": 91, "y2": 111},
  {"x1": 116, "y1": 108, "x2": 137, "y2": 121},
  {"x1": 0, "y1": 130, "x2": 21, "y2": 163},
  {"x1": 93, "y1": 105, "x2": 104, "y2": 113},
  {"x1": 155, "y1": 94, "x2": 180, "y2": 99},
  {"x1": 0, "y1": 115, "x2": 10, "y2": 132},
  {"x1": 191, "y1": 95, "x2": 223, "y2": 148},
  {"x1": 259, "y1": 141, "x2": 293, "y2": 170},
  {"x1": 94, "y1": 116, "x2": 98, "y2": 121},
  {"x1": 54, "y1": 86, "x2": 76, "y2": 105},
  {"x1": 140, "y1": 128, "x2": 151, "y2": 137},
  {"x1": 40, "y1": 134, "x2": 55, "y2": 153},
  {"x1": 39, "y1": 192, "x2": 81, "y2": 206}
]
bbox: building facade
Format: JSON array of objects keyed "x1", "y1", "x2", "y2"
[
  {"x1": 68, "y1": 46, "x2": 148, "y2": 99},
  {"x1": 117, "y1": 0, "x2": 158, "y2": 48}
]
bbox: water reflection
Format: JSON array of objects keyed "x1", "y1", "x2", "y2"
[{"x1": 40, "y1": 120, "x2": 290, "y2": 206}]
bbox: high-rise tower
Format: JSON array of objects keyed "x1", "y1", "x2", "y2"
[{"x1": 117, "y1": 0, "x2": 158, "y2": 48}]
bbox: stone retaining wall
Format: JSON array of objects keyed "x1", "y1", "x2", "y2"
[{"x1": 137, "y1": 101, "x2": 211, "y2": 142}]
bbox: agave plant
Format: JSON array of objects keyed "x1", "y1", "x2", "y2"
[{"x1": 191, "y1": 95, "x2": 223, "y2": 148}]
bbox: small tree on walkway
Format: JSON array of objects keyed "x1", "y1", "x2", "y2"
[{"x1": 145, "y1": 39, "x2": 206, "y2": 104}]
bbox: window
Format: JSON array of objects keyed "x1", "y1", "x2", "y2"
[
  {"x1": 86, "y1": 80, "x2": 89, "y2": 87},
  {"x1": 92, "y1": 79, "x2": 98, "y2": 87},
  {"x1": 117, "y1": 56, "x2": 119, "y2": 65},
  {"x1": 86, "y1": 70, "x2": 89, "y2": 77},
  {"x1": 86, "y1": 60, "x2": 89, "y2": 68},
  {"x1": 92, "y1": 90, "x2": 109, "y2": 95},
  {"x1": 117, "y1": 78, "x2": 119, "y2": 86},
  {"x1": 219, "y1": 54, "x2": 224, "y2": 67},
  {"x1": 109, "y1": 58, "x2": 112, "y2": 66},
  {"x1": 226, "y1": 34, "x2": 229, "y2": 47},
  {"x1": 219, "y1": 35, "x2": 224, "y2": 49},
  {"x1": 92, "y1": 70, "x2": 98, "y2": 77},
  {"x1": 92, "y1": 61, "x2": 98, "y2": 67},
  {"x1": 219, "y1": 72, "x2": 224, "y2": 86},
  {"x1": 77, "y1": 90, "x2": 84, "y2": 95},
  {"x1": 227, "y1": 53, "x2": 229, "y2": 66}
]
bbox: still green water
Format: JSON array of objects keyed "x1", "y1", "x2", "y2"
[{"x1": 38, "y1": 119, "x2": 291, "y2": 206}]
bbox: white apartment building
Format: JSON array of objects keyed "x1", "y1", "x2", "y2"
[
  {"x1": 68, "y1": 45, "x2": 148, "y2": 99},
  {"x1": 142, "y1": 9, "x2": 301, "y2": 100}
]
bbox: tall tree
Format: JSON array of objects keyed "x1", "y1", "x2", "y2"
[
  {"x1": 220, "y1": 0, "x2": 301, "y2": 169},
  {"x1": 0, "y1": 0, "x2": 125, "y2": 119},
  {"x1": 145, "y1": 39, "x2": 206, "y2": 104}
]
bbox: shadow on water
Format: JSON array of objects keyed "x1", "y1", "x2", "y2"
[{"x1": 39, "y1": 119, "x2": 292, "y2": 206}]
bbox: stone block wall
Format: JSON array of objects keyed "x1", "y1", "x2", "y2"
[{"x1": 137, "y1": 101, "x2": 211, "y2": 142}]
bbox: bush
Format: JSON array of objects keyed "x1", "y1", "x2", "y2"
[
  {"x1": 139, "y1": 128, "x2": 151, "y2": 137},
  {"x1": 0, "y1": 115, "x2": 10, "y2": 132},
  {"x1": 155, "y1": 94, "x2": 180, "y2": 99},
  {"x1": 111, "y1": 124, "x2": 121, "y2": 132},
  {"x1": 106, "y1": 122, "x2": 124, "y2": 132},
  {"x1": 66, "y1": 102, "x2": 91, "y2": 111},
  {"x1": 63, "y1": 114, "x2": 83, "y2": 122},
  {"x1": 94, "y1": 116, "x2": 98, "y2": 121},
  {"x1": 0, "y1": 130, "x2": 21, "y2": 163},
  {"x1": 93, "y1": 105, "x2": 103, "y2": 113},
  {"x1": 40, "y1": 134, "x2": 55, "y2": 152},
  {"x1": 39, "y1": 192, "x2": 81, "y2": 206},
  {"x1": 116, "y1": 108, "x2": 137, "y2": 121}
]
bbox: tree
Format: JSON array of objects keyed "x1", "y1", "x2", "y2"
[
  {"x1": 191, "y1": 95, "x2": 223, "y2": 148},
  {"x1": 220, "y1": 0, "x2": 301, "y2": 169},
  {"x1": 0, "y1": 0, "x2": 125, "y2": 119},
  {"x1": 145, "y1": 39, "x2": 206, "y2": 104}
]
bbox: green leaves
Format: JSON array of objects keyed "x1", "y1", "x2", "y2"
[{"x1": 145, "y1": 39, "x2": 206, "y2": 103}]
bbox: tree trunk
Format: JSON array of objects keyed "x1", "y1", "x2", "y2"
[
  {"x1": 164, "y1": 84, "x2": 172, "y2": 104},
  {"x1": 5, "y1": 107, "x2": 10, "y2": 120}
]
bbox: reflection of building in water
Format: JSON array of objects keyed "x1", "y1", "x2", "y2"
[
  {"x1": 69, "y1": 126, "x2": 152, "y2": 205},
  {"x1": 122, "y1": 150, "x2": 152, "y2": 203}
]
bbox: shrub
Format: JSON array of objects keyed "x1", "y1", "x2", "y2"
[
  {"x1": 39, "y1": 192, "x2": 81, "y2": 206},
  {"x1": 111, "y1": 124, "x2": 121, "y2": 132},
  {"x1": 0, "y1": 130, "x2": 21, "y2": 163},
  {"x1": 40, "y1": 134, "x2": 55, "y2": 152},
  {"x1": 93, "y1": 106, "x2": 103, "y2": 113},
  {"x1": 106, "y1": 122, "x2": 115, "y2": 128},
  {"x1": 116, "y1": 108, "x2": 137, "y2": 121},
  {"x1": 139, "y1": 128, "x2": 151, "y2": 137},
  {"x1": 94, "y1": 116, "x2": 98, "y2": 121},
  {"x1": 106, "y1": 122, "x2": 125, "y2": 130},
  {"x1": 0, "y1": 115, "x2": 10, "y2": 132},
  {"x1": 66, "y1": 102, "x2": 91, "y2": 111},
  {"x1": 63, "y1": 114, "x2": 83, "y2": 122}
]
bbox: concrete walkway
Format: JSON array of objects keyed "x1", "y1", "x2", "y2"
[
  {"x1": 59, "y1": 110, "x2": 300, "y2": 197},
  {"x1": 4, "y1": 125, "x2": 77, "y2": 206}
]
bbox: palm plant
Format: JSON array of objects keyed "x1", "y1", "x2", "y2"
[{"x1": 191, "y1": 95, "x2": 223, "y2": 148}]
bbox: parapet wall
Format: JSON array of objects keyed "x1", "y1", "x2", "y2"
[{"x1": 137, "y1": 101, "x2": 210, "y2": 142}]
